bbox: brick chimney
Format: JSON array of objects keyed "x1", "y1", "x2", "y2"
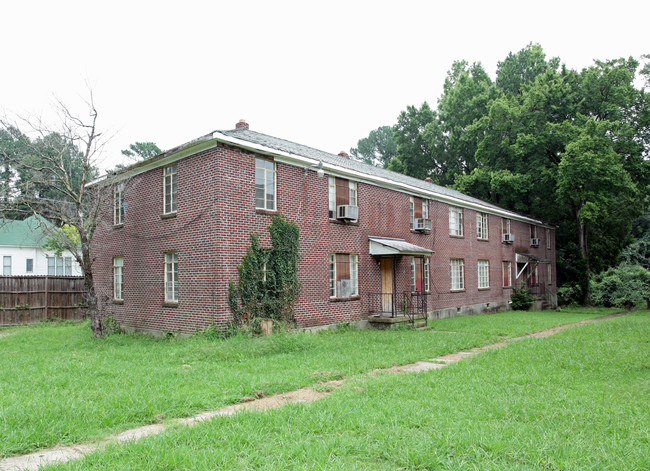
[
  {"x1": 425, "y1": 177, "x2": 433, "y2": 183},
  {"x1": 338, "y1": 151, "x2": 349, "y2": 159},
  {"x1": 235, "y1": 119, "x2": 249, "y2": 130}
]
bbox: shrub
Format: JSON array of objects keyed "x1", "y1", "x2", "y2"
[
  {"x1": 591, "y1": 263, "x2": 650, "y2": 310},
  {"x1": 557, "y1": 283, "x2": 583, "y2": 306},
  {"x1": 511, "y1": 287, "x2": 534, "y2": 311}
]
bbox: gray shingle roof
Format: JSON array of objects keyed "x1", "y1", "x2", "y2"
[{"x1": 217, "y1": 128, "x2": 525, "y2": 219}]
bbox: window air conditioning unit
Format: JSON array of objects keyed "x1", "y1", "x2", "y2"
[
  {"x1": 502, "y1": 233, "x2": 515, "y2": 243},
  {"x1": 530, "y1": 238, "x2": 541, "y2": 247},
  {"x1": 336, "y1": 205, "x2": 359, "y2": 220},
  {"x1": 414, "y1": 218, "x2": 432, "y2": 231}
]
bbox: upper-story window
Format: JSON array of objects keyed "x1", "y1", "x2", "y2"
[
  {"x1": 449, "y1": 206, "x2": 463, "y2": 236},
  {"x1": 530, "y1": 224, "x2": 540, "y2": 247},
  {"x1": 502, "y1": 218, "x2": 513, "y2": 243},
  {"x1": 114, "y1": 183, "x2": 124, "y2": 225},
  {"x1": 164, "y1": 164, "x2": 178, "y2": 214},
  {"x1": 476, "y1": 212, "x2": 488, "y2": 240},
  {"x1": 329, "y1": 176, "x2": 358, "y2": 221},
  {"x1": 546, "y1": 228, "x2": 551, "y2": 249},
  {"x1": 410, "y1": 197, "x2": 429, "y2": 230},
  {"x1": 255, "y1": 158, "x2": 276, "y2": 211}
]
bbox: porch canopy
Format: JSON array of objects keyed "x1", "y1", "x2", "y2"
[
  {"x1": 368, "y1": 236, "x2": 433, "y2": 256},
  {"x1": 515, "y1": 252, "x2": 550, "y2": 279},
  {"x1": 516, "y1": 253, "x2": 550, "y2": 264}
]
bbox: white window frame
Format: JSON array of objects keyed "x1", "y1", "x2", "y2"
[
  {"x1": 329, "y1": 253, "x2": 359, "y2": 298},
  {"x1": 424, "y1": 258, "x2": 430, "y2": 292},
  {"x1": 411, "y1": 257, "x2": 416, "y2": 292},
  {"x1": 163, "y1": 164, "x2": 178, "y2": 214},
  {"x1": 502, "y1": 218, "x2": 511, "y2": 235},
  {"x1": 450, "y1": 259, "x2": 465, "y2": 291},
  {"x1": 449, "y1": 207, "x2": 463, "y2": 236},
  {"x1": 477, "y1": 212, "x2": 488, "y2": 240},
  {"x1": 3, "y1": 256, "x2": 11, "y2": 276},
  {"x1": 164, "y1": 252, "x2": 178, "y2": 303},
  {"x1": 47, "y1": 256, "x2": 73, "y2": 276},
  {"x1": 530, "y1": 224, "x2": 537, "y2": 239},
  {"x1": 26, "y1": 258, "x2": 33, "y2": 273},
  {"x1": 328, "y1": 177, "x2": 336, "y2": 218},
  {"x1": 422, "y1": 199, "x2": 429, "y2": 220},
  {"x1": 113, "y1": 257, "x2": 124, "y2": 301},
  {"x1": 409, "y1": 197, "x2": 415, "y2": 230},
  {"x1": 114, "y1": 183, "x2": 124, "y2": 225},
  {"x1": 255, "y1": 158, "x2": 276, "y2": 211},
  {"x1": 503, "y1": 261, "x2": 512, "y2": 287},
  {"x1": 478, "y1": 260, "x2": 490, "y2": 289}
]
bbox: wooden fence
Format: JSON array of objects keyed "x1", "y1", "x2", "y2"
[{"x1": 0, "y1": 276, "x2": 87, "y2": 326}]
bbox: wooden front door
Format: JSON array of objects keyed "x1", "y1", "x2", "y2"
[{"x1": 380, "y1": 258, "x2": 393, "y2": 313}]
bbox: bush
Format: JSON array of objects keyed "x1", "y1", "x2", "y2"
[
  {"x1": 511, "y1": 287, "x2": 534, "y2": 311},
  {"x1": 557, "y1": 283, "x2": 583, "y2": 306},
  {"x1": 591, "y1": 263, "x2": 650, "y2": 310}
]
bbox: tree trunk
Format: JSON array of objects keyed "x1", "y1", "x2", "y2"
[
  {"x1": 574, "y1": 204, "x2": 591, "y2": 304},
  {"x1": 80, "y1": 241, "x2": 105, "y2": 338}
]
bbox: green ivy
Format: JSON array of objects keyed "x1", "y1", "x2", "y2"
[{"x1": 228, "y1": 214, "x2": 300, "y2": 330}]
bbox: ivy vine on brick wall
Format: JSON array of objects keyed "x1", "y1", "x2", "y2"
[{"x1": 228, "y1": 214, "x2": 300, "y2": 328}]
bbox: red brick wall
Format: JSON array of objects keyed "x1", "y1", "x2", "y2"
[{"x1": 92, "y1": 144, "x2": 557, "y2": 334}]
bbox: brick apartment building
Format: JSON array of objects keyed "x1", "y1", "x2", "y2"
[{"x1": 91, "y1": 120, "x2": 557, "y2": 335}]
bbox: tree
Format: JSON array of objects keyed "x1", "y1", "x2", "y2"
[
  {"x1": 392, "y1": 102, "x2": 437, "y2": 181},
  {"x1": 350, "y1": 126, "x2": 396, "y2": 167},
  {"x1": 121, "y1": 142, "x2": 161, "y2": 161},
  {"x1": 1, "y1": 93, "x2": 112, "y2": 338}
]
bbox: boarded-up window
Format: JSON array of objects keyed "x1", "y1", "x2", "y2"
[
  {"x1": 411, "y1": 256, "x2": 428, "y2": 292},
  {"x1": 329, "y1": 177, "x2": 358, "y2": 219},
  {"x1": 329, "y1": 253, "x2": 358, "y2": 298}
]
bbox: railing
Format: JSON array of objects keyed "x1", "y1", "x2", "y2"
[{"x1": 368, "y1": 291, "x2": 427, "y2": 321}]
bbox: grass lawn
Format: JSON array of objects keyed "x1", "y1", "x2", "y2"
[
  {"x1": 0, "y1": 309, "x2": 609, "y2": 457},
  {"x1": 46, "y1": 310, "x2": 648, "y2": 470}
]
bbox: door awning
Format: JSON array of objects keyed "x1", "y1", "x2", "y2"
[
  {"x1": 516, "y1": 253, "x2": 550, "y2": 263},
  {"x1": 369, "y1": 237, "x2": 434, "y2": 256}
]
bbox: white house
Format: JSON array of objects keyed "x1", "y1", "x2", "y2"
[{"x1": 0, "y1": 216, "x2": 82, "y2": 277}]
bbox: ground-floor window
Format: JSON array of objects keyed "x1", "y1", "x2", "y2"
[
  {"x1": 450, "y1": 259, "x2": 464, "y2": 291},
  {"x1": 547, "y1": 263, "x2": 552, "y2": 285},
  {"x1": 503, "y1": 261, "x2": 512, "y2": 287},
  {"x1": 47, "y1": 256, "x2": 73, "y2": 276},
  {"x1": 329, "y1": 253, "x2": 358, "y2": 298},
  {"x1": 113, "y1": 257, "x2": 124, "y2": 300},
  {"x1": 411, "y1": 257, "x2": 430, "y2": 292},
  {"x1": 3, "y1": 256, "x2": 11, "y2": 275},
  {"x1": 26, "y1": 258, "x2": 33, "y2": 273},
  {"x1": 478, "y1": 260, "x2": 489, "y2": 289},
  {"x1": 165, "y1": 252, "x2": 178, "y2": 302}
]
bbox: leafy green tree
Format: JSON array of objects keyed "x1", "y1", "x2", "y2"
[
  {"x1": 121, "y1": 142, "x2": 161, "y2": 160},
  {"x1": 496, "y1": 43, "x2": 560, "y2": 96},
  {"x1": 350, "y1": 126, "x2": 396, "y2": 167},
  {"x1": 392, "y1": 102, "x2": 437, "y2": 181}
]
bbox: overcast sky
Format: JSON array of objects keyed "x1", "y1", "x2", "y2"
[{"x1": 1, "y1": 0, "x2": 647, "y2": 171}]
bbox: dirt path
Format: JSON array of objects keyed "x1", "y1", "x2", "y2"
[{"x1": 0, "y1": 312, "x2": 626, "y2": 471}]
